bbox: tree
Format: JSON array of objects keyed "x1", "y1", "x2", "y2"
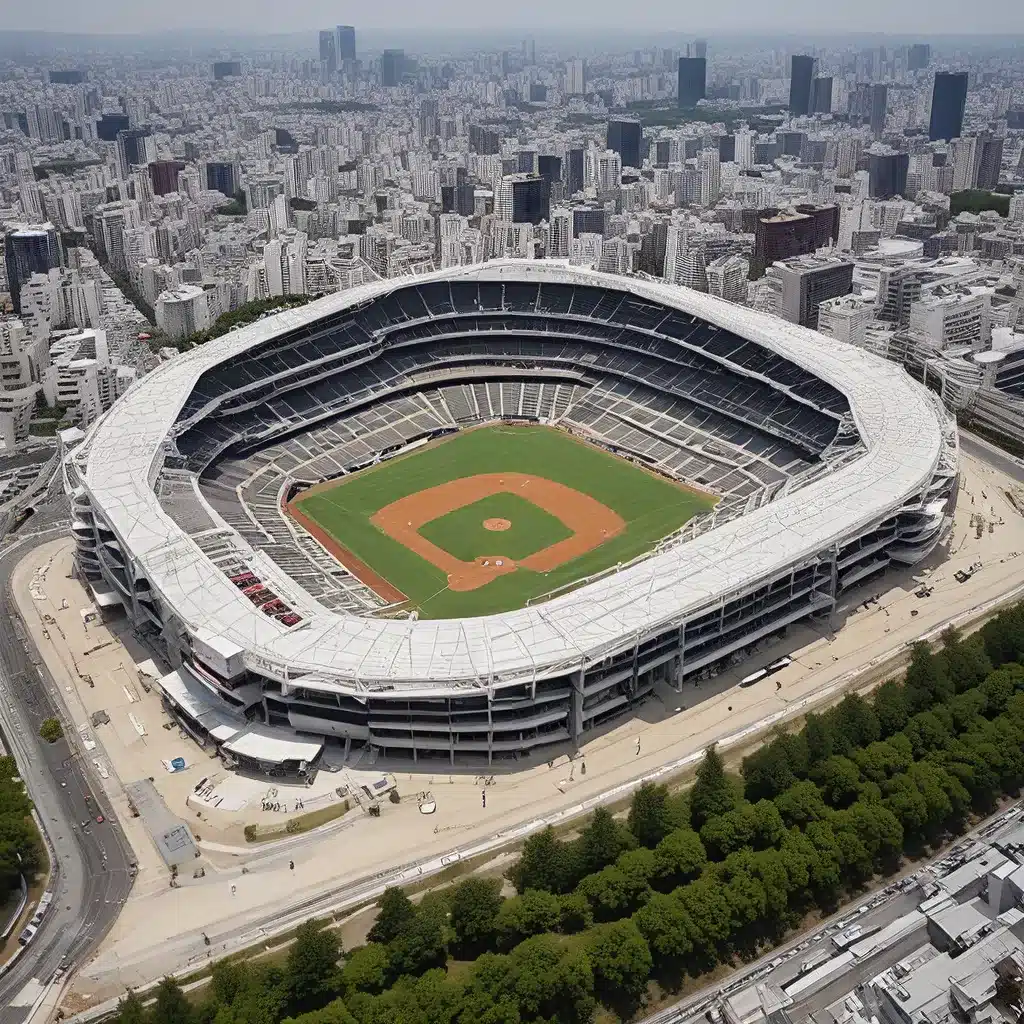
[
  {"x1": 690, "y1": 745, "x2": 737, "y2": 828},
  {"x1": 652, "y1": 827, "x2": 707, "y2": 887},
  {"x1": 557, "y1": 891, "x2": 593, "y2": 933},
  {"x1": 700, "y1": 803, "x2": 757, "y2": 859},
  {"x1": 742, "y1": 732, "x2": 806, "y2": 801},
  {"x1": 853, "y1": 738, "x2": 913, "y2": 784},
  {"x1": 980, "y1": 666, "x2": 1024, "y2": 716},
  {"x1": 503, "y1": 935, "x2": 595, "y2": 1024},
  {"x1": 903, "y1": 643, "x2": 954, "y2": 712},
  {"x1": 941, "y1": 629, "x2": 992, "y2": 692},
  {"x1": 495, "y1": 889, "x2": 561, "y2": 949},
  {"x1": 804, "y1": 712, "x2": 835, "y2": 766},
  {"x1": 628, "y1": 783, "x2": 677, "y2": 848},
  {"x1": 340, "y1": 943, "x2": 389, "y2": 996},
  {"x1": 829, "y1": 694, "x2": 881, "y2": 754},
  {"x1": 209, "y1": 959, "x2": 251, "y2": 1007},
  {"x1": 903, "y1": 711, "x2": 953, "y2": 759},
  {"x1": 632, "y1": 892, "x2": 696, "y2": 965},
  {"x1": 576, "y1": 863, "x2": 650, "y2": 921},
  {"x1": 774, "y1": 779, "x2": 829, "y2": 827},
  {"x1": 508, "y1": 827, "x2": 572, "y2": 894},
  {"x1": 39, "y1": 717, "x2": 63, "y2": 743},
  {"x1": 386, "y1": 908, "x2": 448, "y2": 980},
  {"x1": 151, "y1": 978, "x2": 192, "y2": 1024},
  {"x1": 368, "y1": 887, "x2": 416, "y2": 945},
  {"x1": 281, "y1": 1000, "x2": 358, "y2": 1024},
  {"x1": 116, "y1": 990, "x2": 147, "y2": 1024},
  {"x1": 873, "y1": 680, "x2": 912, "y2": 737},
  {"x1": 575, "y1": 807, "x2": 632, "y2": 879},
  {"x1": 587, "y1": 919, "x2": 653, "y2": 1017},
  {"x1": 450, "y1": 877, "x2": 502, "y2": 957},
  {"x1": 287, "y1": 919, "x2": 342, "y2": 1013},
  {"x1": 817, "y1": 756, "x2": 863, "y2": 808}
]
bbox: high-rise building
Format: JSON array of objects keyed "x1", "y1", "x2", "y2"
[
  {"x1": 4, "y1": 223, "x2": 62, "y2": 313},
  {"x1": 48, "y1": 69, "x2": 86, "y2": 84},
  {"x1": 677, "y1": 57, "x2": 706, "y2": 108},
  {"x1": 212, "y1": 61, "x2": 241, "y2": 80},
  {"x1": 766, "y1": 254, "x2": 854, "y2": 329},
  {"x1": 606, "y1": 119, "x2": 642, "y2": 169},
  {"x1": 318, "y1": 30, "x2": 337, "y2": 72},
  {"x1": 976, "y1": 133, "x2": 1005, "y2": 191},
  {"x1": 116, "y1": 128, "x2": 154, "y2": 178},
  {"x1": 750, "y1": 204, "x2": 839, "y2": 280},
  {"x1": 789, "y1": 55, "x2": 816, "y2": 116},
  {"x1": 495, "y1": 173, "x2": 551, "y2": 225},
  {"x1": 929, "y1": 72, "x2": 969, "y2": 142},
  {"x1": 567, "y1": 148, "x2": 585, "y2": 195},
  {"x1": 908, "y1": 43, "x2": 931, "y2": 71},
  {"x1": 468, "y1": 124, "x2": 501, "y2": 155},
  {"x1": 205, "y1": 161, "x2": 239, "y2": 197},
  {"x1": 96, "y1": 112, "x2": 129, "y2": 142},
  {"x1": 522, "y1": 38, "x2": 536, "y2": 65},
  {"x1": 699, "y1": 149, "x2": 721, "y2": 206},
  {"x1": 706, "y1": 254, "x2": 749, "y2": 303},
  {"x1": 811, "y1": 77, "x2": 833, "y2": 114},
  {"x1": 148, "y1": 160, "x2": 185, "y2": 197},
  {"x1": 694, "y1": 39, "x2": 708, "y2": 60},
  {"x1": 336, "y1": 25, "x2": 356, "y2": 62},
  {"x1": 868, "y1": 152, "x2": 909, "y2": 198},
  {"x1": 381, "y1": 49, "x2": 404, "y2": 87},
  {"x1": 566, "y1": 59, "x2": 586, "y2": 96},
  {"x1": 870, "y1": 84, "x2": 888, "y2": 137},
  {"x1": 155, "y1": 284, "x2": 211, "y2": 341}
]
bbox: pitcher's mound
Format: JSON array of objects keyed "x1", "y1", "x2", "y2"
[{"x1": 483, "y1": 518, "x2": 512, "y2": 532}]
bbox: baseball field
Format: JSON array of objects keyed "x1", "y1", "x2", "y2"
[{"x1": 286, "y1": 425, "x2": 716, "y2": 619}]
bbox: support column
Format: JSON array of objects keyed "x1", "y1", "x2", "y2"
[{"x1": 569, "y1": 669, "x2": 585, "y2": 750}]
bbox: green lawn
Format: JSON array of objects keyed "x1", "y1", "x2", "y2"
[
  {"x1": 418, "y1": 492, "x2": 572, "y2": 562},
  {"x1": 293, "y1": 426, "x2": 715, "y2": 618}
]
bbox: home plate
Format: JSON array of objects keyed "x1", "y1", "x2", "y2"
[{"x1": 11, "y1": 979, "x2": 45, "y2": 1006}]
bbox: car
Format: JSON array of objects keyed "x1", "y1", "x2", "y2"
[{"x1": 95, "y1": 814, "x2": 105, "y2": 823}]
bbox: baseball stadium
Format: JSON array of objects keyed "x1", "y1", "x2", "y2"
[{"x1": 66, "y1": 262, "x2": 960, "y2": 774}]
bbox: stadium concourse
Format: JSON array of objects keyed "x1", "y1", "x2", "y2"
[
  {"x1": 16, "y1": 448, "x2": 1024, "y2": 1009},
  {"x1": 66, "y1": 261, "x2": 958, "y2": 771}
]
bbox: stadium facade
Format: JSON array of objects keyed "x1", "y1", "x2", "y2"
[{"x1": 66, "y1": 263, "x2": 959, "y2": 774}]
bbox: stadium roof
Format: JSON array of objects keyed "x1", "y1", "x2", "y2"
[{"x1": 81, "y1": 262, "x2": 950, "y2": 691}]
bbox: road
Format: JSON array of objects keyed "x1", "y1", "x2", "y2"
[
  {"x1": 959, "y1": 430, "x2": 1024, "y2": 484},
  {"x1": 0, "y1": 528, "x2": 134, "y2": 1024}
]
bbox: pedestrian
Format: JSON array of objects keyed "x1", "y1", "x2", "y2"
[
  {"x1": 635, "y1": 736, "x2": 641, "y2": 757},
  {"x1": 482, "y1": 790, "x2": 486, "y2": 809},
  {"x1": 569, "y1": 766, "x2": 575, "y2": 782},
  {"x1": 581, "y1": 760, "x2": 586, "y2": 776}
]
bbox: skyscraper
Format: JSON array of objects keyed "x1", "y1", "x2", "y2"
[
  {"x1": 205, "y1": 161, "x2": 239, "y2": 197},
  {"x1": 318, "y1": 30, "x2": 336, "y2": 73},
  {"x1": 336, "y1": 25, "x2": 356, "y2": 62},
  {"x1": 606, "y1": 119, "x2": 642, "y2": 169},
  {"x1": 811, "y1": 77, "x2": 833, "y2": 114},
  {"x1": 148, "y1": 160, "x2": 185, "y2": 197},
  {"x1": 929, "y1": 72, "x2": 969, "y2": 142},
  {"x1": 868, "y1": 152, "x2": 909, "y2": 198},
  {"x1": 908, "y1": 43, "x2": 931, "y2": 71},
  {"x1": 870, "y1": 84, "x2": 888, "y2": 136},
  {"x1": 976, "y1": 133, "x2": 1005, "y2": 191},
  {"x1": 116, "y1": 129, "x2": 154, "y2": 178},
  {"x1": 381, "y1": 49, "x2": 404, "y2": 87},
  {"x1": 767, "y1": 255, "x2": 854, "y2": 329},
  {"x1": 495, "y1": 174, "x2": 551, "y2": 225},
  {"x1": 750, "y1": 205, "x2": 839, "y2": 280},
  {"x1": 789, "y1": 55, "x2": 816, "y2": 116},
  {"x1": 4, "y1": 223, "x2": 62, "y2": 313},
  {"x1": 677, "y1": 57, "x2": 706, "y2": 108},
  {"x1": 566, "y1": 59, "x2": 586, "y2": 96},
  {"x1": 694, "y1": 39, "x2": 708, "y2": 60}
]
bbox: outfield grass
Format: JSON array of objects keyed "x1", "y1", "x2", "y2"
[
  {"x1": 293, "y1": 426, "x2": 715, "y2": 618},
  {"x1": 418, "y1": 492, "x2": 572, "y2": 562}
]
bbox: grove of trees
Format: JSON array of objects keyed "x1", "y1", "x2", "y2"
[
  {"x1": 110, "y1": 605, "x2": 1024, "y2": 1024},
  {"x1": 0, "y1": 755, "x2": 44, "y2": 905}
]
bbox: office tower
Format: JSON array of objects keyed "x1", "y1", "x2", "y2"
[
  {"x1": 811, "y1": 77, "x2": 833, "y2": 114},
  {"x1": 205, "y1": 161, "x2": 239, "y2": 197},
  {"x1": 699, "y1": 149, "x2": 721, "y2": 206},
  {"x1": 48, "y1": 69, "x2": 85, "y2": 84},
  {"x1": 336, "y1": 25, "x2": 356, "y2": 62},
  {"x1": 789, "y1": 55, "x2": 815, "y2": 116},
  {"x1": 155, "y1": 285, "x2": 211, "y2": 341},
  {"x1": 548, "y1": 208, "x2": 571, "y2": 258},
  {"x1": 4, "y1": 223, "x2": 62, "y2": 313},
  {"x1": 148, "y1": 160, "x2": 184, "y2": 196},
  {"x1": 694, "y1": 39, "x2": 708, "y2": 60},
  {"x1": 607, "y1": 119, "x2": 642, "y2": 169},
  {"x1": 566, "y1": 59, "x2": 586, "y2": 96},
  {"x1": 529, "y1": 84, "x2": 547, "y2": 102},
  {"x1": 677, "y1": 57, "x2": 706, "y2": 108},
  {"x1": 116, "y1": 129, "x2": 154, "y2": 178},
  {"x1": 495, "y1": 173, "x2": 550, "y2": 225},
  {"x1": 440, "y1": 183, "x2": 475, "y2": 216},
  {"x1": 836, "y1": 138, "x2": 862, "y2": 178},
  {"x1": 870, "y1": 84, "x2": 888, "y2": 137},
  {"x1": 976, "y1": 133, "x2": 1004, "y2": 191},
  {"x1": 567, "y1": 148, "x2": 585, "y2": 195},
  {"x1": 654, "y1": 139, "x2": 671, "y2": 167},
  {"x1": 750, "y1": 204, "x2": 839, "y2": 279},
  {"x1": 318, "y1": 30, "x2": 337, "y2": 72},
  {"x1": 717, "y1": 135, "x2": 736, "y2": 163},
  {"x1": 212, "y1": 61, "x2": 241, "y2": 80},
  {"x1": 571, "y1": 207, "x2": 605, "y2": 237},
  {"x1": 868, "y1": 152, "x2": 909, "y2": 198},
  {"x1": 767, "y1": 255, "x2": 854, "y2": 329},
  {"x1": 537, "y1": 155, "x2": 562, "y2": 185},
  {"x1": 706, "y1": 254, "x2": 749, "y2": 303},
  {"x1": 908, "y1": 43, "x2": 931, "y2": 71},
  {"x1": 468, "y1": 124, "x2": 501, "y2": 155},
  {"x1": 929, "y1": 72, "x2": 968, "y2": 142},
  {"x1": 381, "y1": 49, "x2": 404, "y2": 87},
  {"x1": 96, "y1": 112, "x2": 129, "y2": 142},
  {"x1": 522, "y1": 38, "x2": 536, "y2": 65}
]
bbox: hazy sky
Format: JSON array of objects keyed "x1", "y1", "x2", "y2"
[{"x1": 4, "y1": 0, "x2": 1024, "y2": 39}]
